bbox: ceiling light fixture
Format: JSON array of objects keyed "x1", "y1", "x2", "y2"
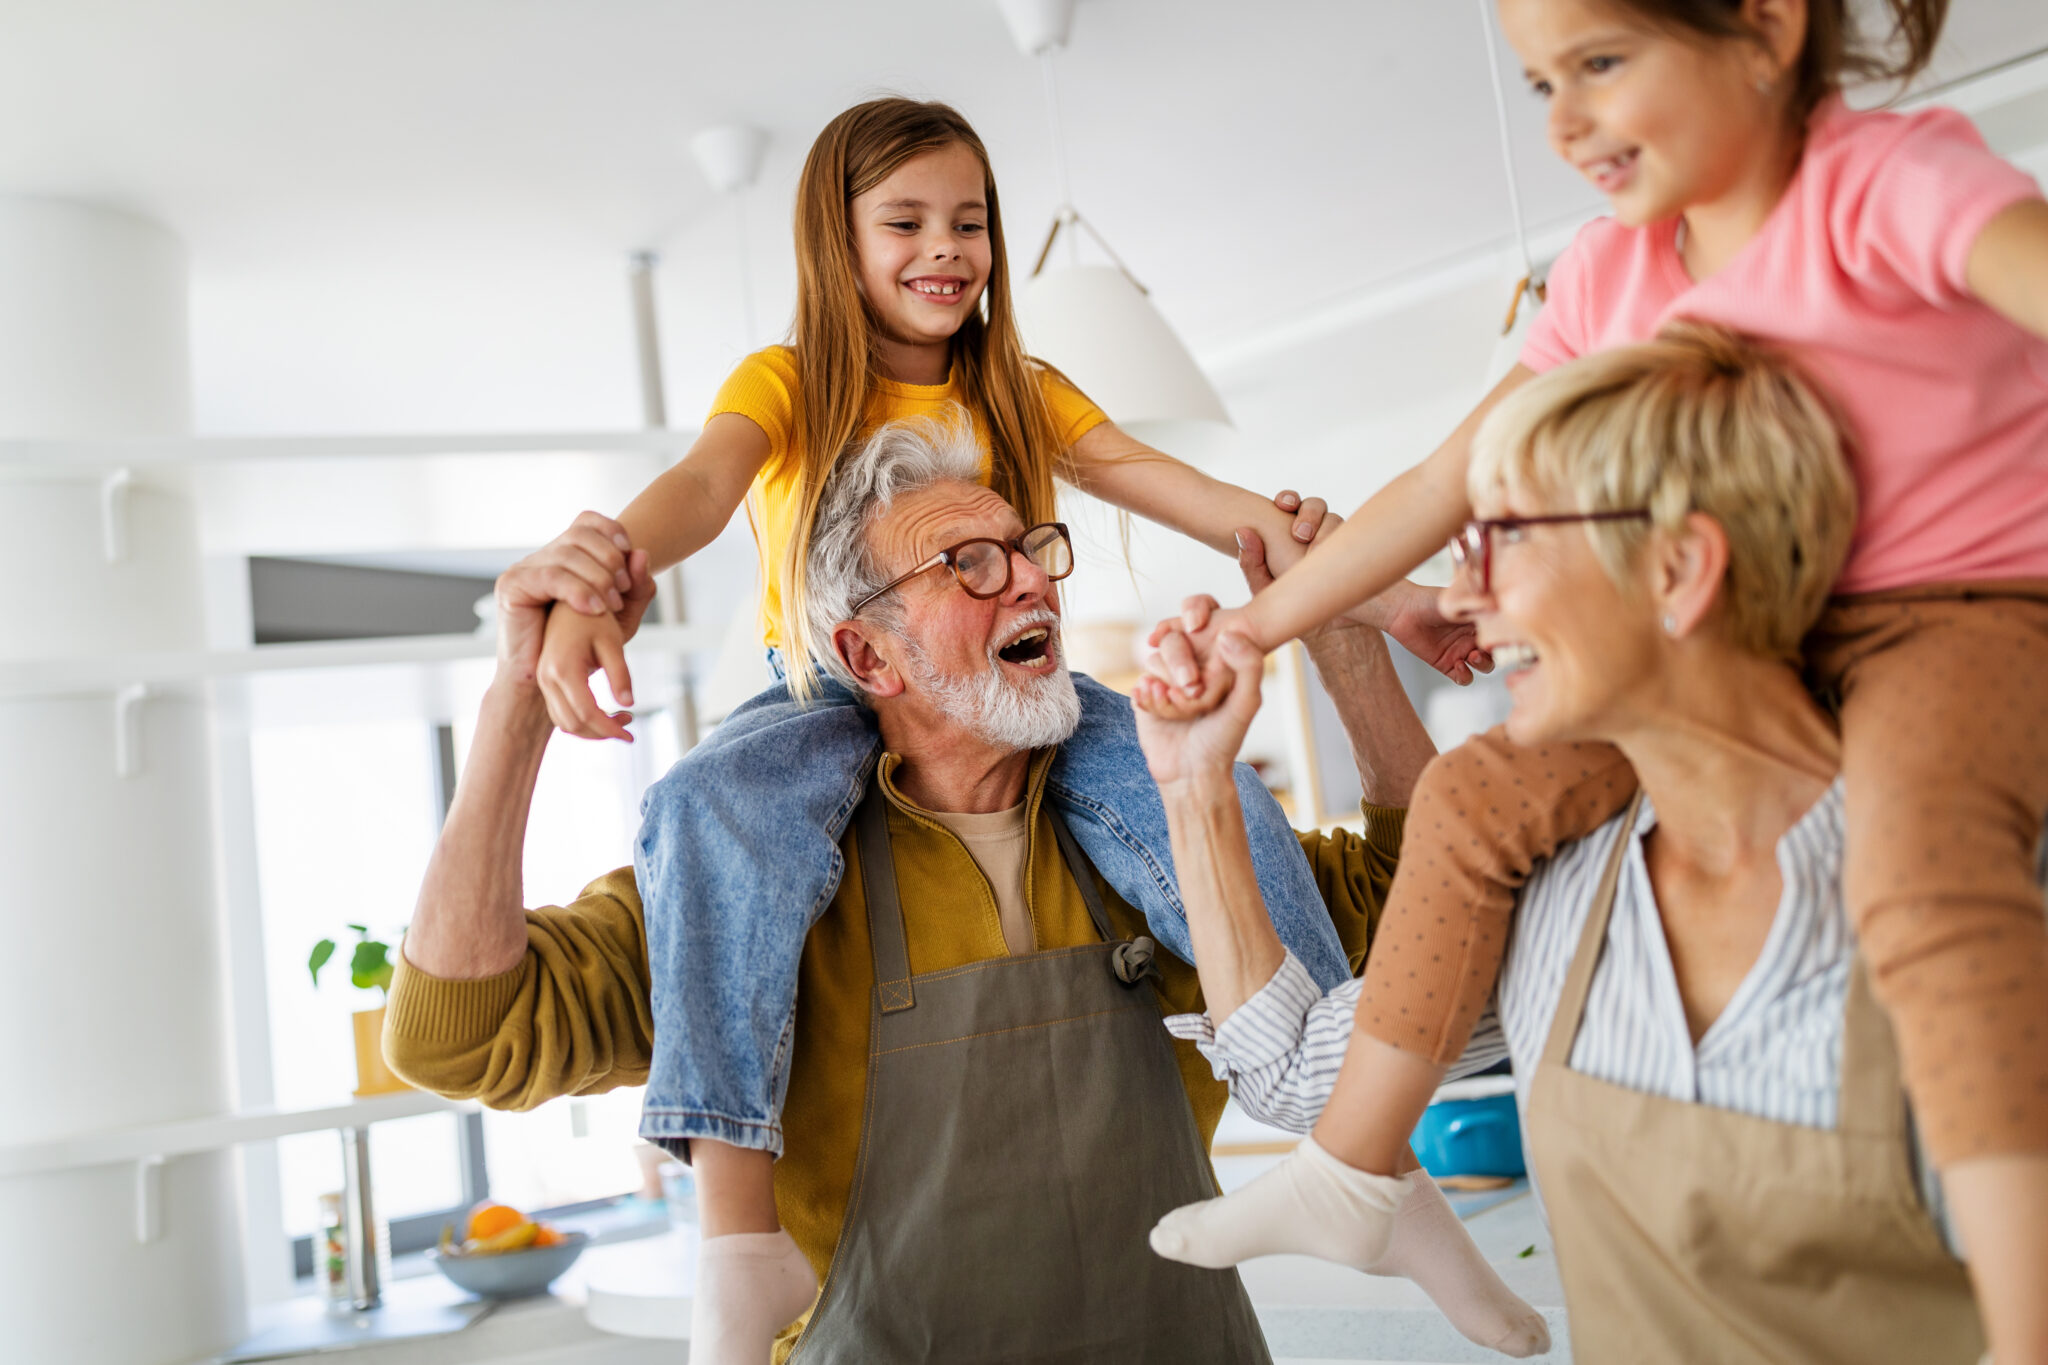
[{"x1": 997, "y1": 0, "x2": 1232, "y2": 453}]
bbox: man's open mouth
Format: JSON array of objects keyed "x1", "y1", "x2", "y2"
[{"x1": 996, "y1": 625, "x2": 1056, "y2": 671}]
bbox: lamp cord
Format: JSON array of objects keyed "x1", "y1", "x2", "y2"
[
  {"x1": 1040, "y1": 48, "x2": 1076, "y2": 265},
  {"x1": 1477, "y1": 0, "x2": 1545, "y2": 332},
  {"x1": 1028, "y1": 45, "x2": 1150, "y2": 292}
]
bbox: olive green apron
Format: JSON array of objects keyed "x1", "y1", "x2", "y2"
[
  {"x1": 1526, "y1": 795, "x2": 1983, "y2": 1364},
  {"x1": 787, "y1": 786, "x2": 1272, "y2": 1363}
]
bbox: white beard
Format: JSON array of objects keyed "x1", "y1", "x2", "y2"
[{"x1": 901, "y1": 614, "x2": 1081, "y2": 752}]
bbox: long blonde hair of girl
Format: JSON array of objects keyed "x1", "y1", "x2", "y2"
[{"x1": 778, "y1": 97, "x2": 1072, "y2": 696}]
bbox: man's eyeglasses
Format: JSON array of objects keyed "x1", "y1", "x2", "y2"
[
  {"x1": 850, "y1": 522, "x2": 1074, "y2": 617},
  {"x1": 1446, "y1": 511, "x2": 1652, "y2": 594}
]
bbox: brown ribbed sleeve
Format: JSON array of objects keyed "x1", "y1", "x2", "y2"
[
  {"x1": 1297, "y1": 803, "x2": 1406, "y2": 977},
  {"x1": 382, "y1": 867, "x2": 656, "y2": 1110}
]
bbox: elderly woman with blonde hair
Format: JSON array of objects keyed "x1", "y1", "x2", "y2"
[{"x1": 1128, "y1": 325, "x2": 2046, "y2": 1364}]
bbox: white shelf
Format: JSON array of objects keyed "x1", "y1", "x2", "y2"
[
  {"x1": 0, "y1": 428, "x2": 698, "y2": 468},
  {"x1": 0, "y1": 622, "x2": 721, "y2": 702},
  {"x1": 0, "y1": 1089, "x2": 474, "y2": 1179}
]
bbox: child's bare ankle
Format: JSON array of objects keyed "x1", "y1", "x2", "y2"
[
  {"x1": 1311, "y1": 1034, "x2": 1447, "y2": 1174},
  {"x1": 691, "y1": 1139, "x2": 780, "y2": 1237}
]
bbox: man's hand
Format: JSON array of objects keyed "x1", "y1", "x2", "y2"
[
  {"x1": 1133, "y1": 627, "x2": 1267, "y2": 789},
  {"x1": 494, "y1": 512, "x2": 654, "y2": 724}
]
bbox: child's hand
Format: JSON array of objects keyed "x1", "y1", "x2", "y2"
[
  {"x1": 1377, "y1": 580, "x2": 1492, "y2": 686},
  {"x1": 537, "y1": 599, "x2": 639, "y2": 743},
  {"x1": 1140, "y1": 605, "x2": 1248, "y2": 719},
  {"x1": 1255, "y1": 504, "x2": 1492, "y2": 685}
]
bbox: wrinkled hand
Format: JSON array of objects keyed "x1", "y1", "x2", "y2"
[
  {"x1": 1271, "y1": 488, "x2": 1330, "y2": 547},
  {"x1": 1140, "y1": 603, "x2": 1246, "y2": 719},
  {"x1": 1134, "y1": 627, "x2": 1267, "y2": 788},
  {"x1": 493, "y1": 511, "x2": 655, "y2": 739}
]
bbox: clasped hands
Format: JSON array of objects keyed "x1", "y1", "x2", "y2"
[
  {"x1": 491, "y1": 509, "x2": 654, "y2": 741},
  {"x1": 1135, "y1": 500, "x2": 1489, "y2": 732},
  {"x1": 490, "y1": 489, "x2": 1485, "y2": 747}
]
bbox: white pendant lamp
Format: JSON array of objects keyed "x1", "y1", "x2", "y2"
[{"x1": 998, "y1": 0, "x2": 1232, "y2": 450}]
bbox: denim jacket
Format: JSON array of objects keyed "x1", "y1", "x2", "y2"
[{"x1": 635, "y1": 671, "x2": 1352, "y2": 1154}]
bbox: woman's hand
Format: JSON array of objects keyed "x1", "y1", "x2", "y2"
[{"x1": 1133, "y1": 625, "x2": 1268, "y2": 789}]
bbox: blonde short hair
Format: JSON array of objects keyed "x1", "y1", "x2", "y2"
[{"x1": 1468, "y1": 323, "x2": 1858, "y2": 661}]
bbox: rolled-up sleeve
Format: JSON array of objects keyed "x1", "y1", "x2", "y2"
[
  {"x1": 1166, "y1": 951, "x2": 1365, "y2": 1133},
  {"x1": 383, "y1": 868, "x2": 656, "y2": 1110}
]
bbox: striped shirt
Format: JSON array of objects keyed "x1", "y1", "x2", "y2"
[{"x1": 1162, "y1": 781, "x2": 2038, "y2": 1252}]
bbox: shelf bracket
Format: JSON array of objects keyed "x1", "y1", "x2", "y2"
[
  {"x1": 101, "y1": 467, "x2": 135, "y2": 563},
  {"x1": 115, "y1": 683, "x2": 149, "y2": 778},
  {"x1": 135, "y1": 1154, "x2": 165, "y2": 1243}
]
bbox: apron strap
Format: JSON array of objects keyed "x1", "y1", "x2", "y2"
[
  {"x1": 855, "y1": 785, "x2": 916, "y2": 1014},
  {"x1": 1539, "y1": 792, "x2": 1644, "y2": 1070},
  {"x1": 1837, "y1": 956, "x2": 1908, "y2": 1139},
  {"x1": 1046, "y1": 805, "x2": 1119, "y2": 944}
]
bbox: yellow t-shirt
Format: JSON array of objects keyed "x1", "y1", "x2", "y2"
[{"x1": 710, "y1": 346, "x2": 1110, "y2": 649}]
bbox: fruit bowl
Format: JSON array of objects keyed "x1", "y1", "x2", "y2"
[{"x1": 430, "y1": 1229, "x2": 588, "y2": 1298}]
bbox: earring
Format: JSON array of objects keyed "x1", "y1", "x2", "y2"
[
  {"x1": 1754, "y1": 74, "x2": 1775, "y2": 96},
  {"x1": 1662, "y1": 614, "x2": 1679, "y2": 636}
]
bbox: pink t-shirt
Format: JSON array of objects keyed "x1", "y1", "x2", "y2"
[{"x1": 1523, "y1": 100, "x2": 2048, "y2": 594}]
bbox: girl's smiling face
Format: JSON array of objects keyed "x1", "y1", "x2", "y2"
[
  {"x1": 1498, "y1": 0, "x2": 1790, "y2": 228},
  {"x1": 849, "y1": 142, "x2": 994, "y2": 359}
]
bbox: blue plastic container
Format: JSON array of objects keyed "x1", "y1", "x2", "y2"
[{"x1": 1408, "y1": 1076, "x2": 1525, "y2": 1178}]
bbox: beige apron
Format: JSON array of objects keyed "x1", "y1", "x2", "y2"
[
  {"x1": 1526, "y1": 794, "x2": 1983, "y2": 1364},
  {"x1": 787, "y1": 786, "x2": 1271, "y2": 1363}
]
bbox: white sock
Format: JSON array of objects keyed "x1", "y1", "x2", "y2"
[
  {"x1": 1149, "y1": 1135, "x2": 1406, "y2": 1270},
  {"x1": 1362, "y1": 1171, "x2": 1551, "y2": 1358},
  {"x1": 689, "y1": 1230, "x2": 818, "y2": 1365}
]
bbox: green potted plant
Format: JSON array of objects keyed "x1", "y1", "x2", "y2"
[{"x1": 309, "y1": 924, "x2": 409, "y2": 1097}]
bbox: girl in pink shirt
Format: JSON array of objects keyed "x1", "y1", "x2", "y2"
[{"x1": 1141, "y1": 0, "x2": 2048, "y2": 1354}]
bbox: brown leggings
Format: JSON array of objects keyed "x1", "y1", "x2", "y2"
[{"x1": 1361, "y1": 580, "x2": 2048, "y2": 1164}]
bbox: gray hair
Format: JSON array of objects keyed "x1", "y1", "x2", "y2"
[{"x1": 804, "y1": 407, "x2": 987, "y2": 690}]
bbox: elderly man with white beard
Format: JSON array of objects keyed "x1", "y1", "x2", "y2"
[{"x1": 386, "y1": 415, "x2": 1547, "y2": 1364}]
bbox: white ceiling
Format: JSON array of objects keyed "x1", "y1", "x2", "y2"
[{"x1": 5, "y1": 0, "x2": 2047, "y2": 436}]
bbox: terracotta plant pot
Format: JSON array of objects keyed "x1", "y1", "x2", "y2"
[{"x1": 352, "y1": 1004, "x2": 410, "y2": 1097}]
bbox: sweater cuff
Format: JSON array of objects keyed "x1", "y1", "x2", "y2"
[
  {"x1": 385, "y1": 949, "x2": 530, "y2": 1047},
  {"x1": 1360, "y1": 802, "x2": 1406, "y2": 858}
]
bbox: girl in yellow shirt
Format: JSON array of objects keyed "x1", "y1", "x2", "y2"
[{"x1": 515, "y1": 96, "x2": 1493, "y2": 1362}]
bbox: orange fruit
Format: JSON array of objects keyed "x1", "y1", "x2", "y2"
[
  {"x1": 466, "y1": 1202, "x2": 526, "y2": 1240},
  {"x1": 532, "y1": 1224, "x2": 564, "y2": 1248}
]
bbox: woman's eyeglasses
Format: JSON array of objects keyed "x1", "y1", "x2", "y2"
[
  {"x1": 1446, "y1": 511, "x2": 1652, "y2": 594},
  {"x1": 851, "y1": 522, "x2": 1074, "y2": 617}
]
